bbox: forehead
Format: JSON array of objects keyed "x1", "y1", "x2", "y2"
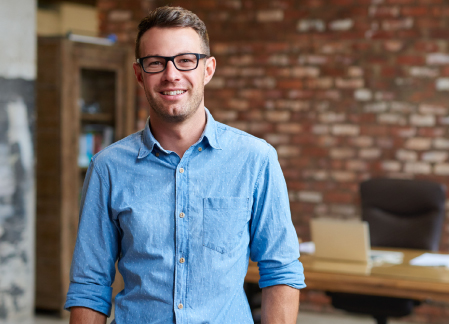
[{"x1": 139, "y1": 27, "x2": 203, "y2": 56}]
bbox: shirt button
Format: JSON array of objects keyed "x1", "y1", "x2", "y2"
[
  {"x1": 179, "y1": 168, "x2": 184, "y2": 173},
  {"x1": 179, "y1": 212, "x2": 185, "y2": 218},
  {"x1": 198, "y1": 147, "x2": 202, "y2": 152},
  {"x1": 178, "y1": 303, "x2": 183, "y2": 309},
  {"x1": 155, "y1": 153, "x2": 159, "y2": 157},
  {"x1": 180, "y1": 257, "x2": 185, "y2": 263}
]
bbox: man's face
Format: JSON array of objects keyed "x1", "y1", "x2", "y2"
[{"x1": 133, "y1": 27, "x2": 216, "y2": 123}]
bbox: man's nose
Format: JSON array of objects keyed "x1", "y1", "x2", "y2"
[{"x1": 162, "y1": 61, "x2": 181, "y2": 82}]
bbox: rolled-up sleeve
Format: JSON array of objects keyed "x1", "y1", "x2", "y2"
[
  {"x1": 64, "y1": 160, "x2": 120, "y2": 316},
  {"x1": 249, "y1": 145, "x2": 306, "y2": 289}
]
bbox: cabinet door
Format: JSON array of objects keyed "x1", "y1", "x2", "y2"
[{"x1": 72, "y1": 44, "x2": 133, "y2": 299}]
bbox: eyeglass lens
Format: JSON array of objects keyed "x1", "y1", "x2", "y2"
[{"x1": 141, "y1": 54, "x2": 199, "y2": 73}]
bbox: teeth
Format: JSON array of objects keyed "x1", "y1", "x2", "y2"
[{"x1": 162, "y1": 90, "x2": 185, "y2": 95}]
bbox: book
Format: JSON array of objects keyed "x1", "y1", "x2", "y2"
[{"x1": 78, "y1": 125, "x2": 114, "y2": 167}]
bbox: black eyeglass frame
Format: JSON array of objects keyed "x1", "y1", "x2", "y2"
[{"x1": 137, "y1": 53, "x2": 209, "y2": 74}]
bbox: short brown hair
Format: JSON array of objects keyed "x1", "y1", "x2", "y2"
[{"x1": 135, "y1": 6, "x2": 210, "y2": 59}]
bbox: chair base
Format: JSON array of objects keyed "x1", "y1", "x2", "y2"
[{"x1": 374, "y1": 315, "x2": 387, "y2": 324}]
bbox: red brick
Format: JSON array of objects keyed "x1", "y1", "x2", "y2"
[
  {"x1": 369, "y1": 6, "x2": 400, "y2": 18},
  {"x1": 441, "y1": 66, "x2": 449, "y2": 76},
  {"x1": 97, "y1": 0, "x2": 118, "y2": 10},
  {"x1": 418, "y1": 128, "x2": 445, "y2": 137},
  {"x1": 300, "y1": 147, "x2": 328, "y2": 158},
  {"x1": 401, "y1": 6, "x2": 429, "y2": 16},
  {"x1": 306, "y1": 78, "x2": 333, "y2": 89},
  {"x1": 301, "y1": 0, "x2": 325, "y2": 8},
  {"x1": 370, "y1": 31, "x2": 396, "y2": 39},
  {"x1": 387, "y1": 0, "x2": 416, "y2": 4},
  {"x1": 415, "y1": 18, "x2": 442, "y2": 29},
  {"x1": 431, "y1": 6, "x2": 449, "y2": 16},
  {"x1": 382, "y1": 66, "x2": 401, "y2": 77},
  {"x1": 361, "y1": 125, "x2": 389, "y2": 137},
  {"x1": 277, "y1": 79, "x2": 303, "y2": 89},
  {"x1": 397, "y1": 30, "x2": 422, "y2": 39},
  {"x1": 414, "y1": 41, "x2": 440, "y2": 52},
  {"x1": 248, "y1": 122, "x2": 274, "y2": 134},
  {"x1": 239, "y1": 110, "x2": 263, "y2": 121},
  {"x1": 418, "y1": 0, "x2": 443, "y2": 3},
  {"x1": 325, "y1": 191, "x2": 355, "y2": 203},
  {"x1": 396, "y1": 55, "x2": 425, "y2": 65},
  {"x1": 429, "y1": 29, "x2": 449, "y2": 38},
  {"x1": 265, "y1": 43, "x2": 290, "y2": 52},
  {"x1": 265, "y1": 111, "x2": 291, "y2": 122},
  {"x1": 329, "y1": 0, "x2": 354, "y2": 5},
  {"x1": 276, "y1": 123, "x2": 303, "y2": 133}
]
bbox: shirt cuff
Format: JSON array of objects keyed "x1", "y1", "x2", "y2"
[
  {"x1": 258, "y1": 259, "x2": 306, "y2": 289},
  {"x1": 64, "y1": 282, "x2": 113, "y2": 316}
]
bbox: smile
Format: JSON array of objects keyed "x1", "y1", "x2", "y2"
[{"x1": 161, "y1": 90, "x2": 186, "y2": 95}]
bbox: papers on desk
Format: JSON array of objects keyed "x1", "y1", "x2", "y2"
[
  {"x1": 370, "y1": 250, "x2": 404, "y2": 265},
  {"x1": 410, "y1": 253, "x2": 449, "y2": 268}
]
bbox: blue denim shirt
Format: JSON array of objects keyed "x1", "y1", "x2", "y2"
[{"x1": 65, "y1": 108, "x2": 305, "y2": 323}]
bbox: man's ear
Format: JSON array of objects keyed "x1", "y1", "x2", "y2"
[
  {"x1": 133, "y1": 62, "x2": 145, "y2": 89},
  {"x1": 203, "y1": 56, "x2": 216, "y2": 86}
]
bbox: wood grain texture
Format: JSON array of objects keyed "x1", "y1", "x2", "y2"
[{"x1": 245, "y1": 248, "x2": 449, "y2": 303}]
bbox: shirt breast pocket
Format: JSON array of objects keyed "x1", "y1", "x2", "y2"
[{"x1": 203, "y1": 197, "x2": 250, "y2": 254}]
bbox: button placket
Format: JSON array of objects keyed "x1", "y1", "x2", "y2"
[{"x1": 175, "y1": 158, "x2": 189, "y2": 320}]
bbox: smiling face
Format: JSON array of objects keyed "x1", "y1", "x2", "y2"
[{"x1": 133, "y1": 27, "x2": 216, "y2": 124}]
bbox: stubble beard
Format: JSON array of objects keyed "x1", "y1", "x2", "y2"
[{"x1": 145, "y1": 84, "x2": 204, "y2": 124}]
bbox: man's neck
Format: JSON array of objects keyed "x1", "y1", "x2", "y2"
[{"x1": 149, "y1": 107, "x2": 207, "y2": 158}]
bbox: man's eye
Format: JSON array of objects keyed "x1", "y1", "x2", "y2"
[{"x1": 149, "y1": 61, "x2": 162, "y2": 66}]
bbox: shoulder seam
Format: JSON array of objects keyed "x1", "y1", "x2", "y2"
[{"x1": 91, "y1": 161, "x2": 111, "y2": 190}]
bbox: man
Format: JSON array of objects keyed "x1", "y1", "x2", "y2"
[{"x1": 65, "y1": 6, "x2": 305, "y2": 324}]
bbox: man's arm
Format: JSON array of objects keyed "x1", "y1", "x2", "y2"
[
  {"x1": 261, "y1": 285, "x2": 300, "y2": 324},
  {"x1": 64, "y1": 161, "x2": 118, "y2": 317},
  {"x1": 70, "y1": 306, "x2": 107, "y2": 324}
]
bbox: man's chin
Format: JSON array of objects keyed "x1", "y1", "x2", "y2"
[
  {"x1": 159, "y1": 113, "x2": 190, "y2": 124},
  {"x1": 153, "y1": 106, "x2": 193, "y2": 123}
]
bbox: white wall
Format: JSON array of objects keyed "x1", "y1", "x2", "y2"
[{"x1": 0, "y1": 0, "x2": 36, "y2": 322}]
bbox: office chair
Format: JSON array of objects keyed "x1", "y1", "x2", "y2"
[{"x1": 328, "y1": 178, "x2": 446, "y2": 324}]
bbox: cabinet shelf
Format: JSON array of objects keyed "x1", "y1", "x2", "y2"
[{"x1": 81, "y1": 112, "x2": 114, "y2": 123}]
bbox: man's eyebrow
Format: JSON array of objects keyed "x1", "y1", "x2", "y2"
[{"x1": 141, "y1": 51, "x2": 195, "y2": 57}]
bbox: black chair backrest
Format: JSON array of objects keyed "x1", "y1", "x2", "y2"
[{"x1": 360, "y1": 178, "x2": 446, "y2": 251}]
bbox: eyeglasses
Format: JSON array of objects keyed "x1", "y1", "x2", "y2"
[{"x1": 137, "y1": 53, "x2": 209, "y2": 74}]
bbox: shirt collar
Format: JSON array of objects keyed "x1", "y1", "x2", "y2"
[{"x1": 138, "y1": 107, "x2": 221, "y2": 159}]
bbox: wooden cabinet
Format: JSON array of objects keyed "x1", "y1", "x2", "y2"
[{"x1": 36, "y1": 37, "x2": 135, "y2": 315}]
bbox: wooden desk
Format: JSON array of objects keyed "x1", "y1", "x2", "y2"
[{"x1": 246, "y1": 248, "x2": 449, "y2": 303}]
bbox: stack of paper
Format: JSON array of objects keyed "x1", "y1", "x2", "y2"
[{"x1": 410, "y1": 253, "x2": 449, "y2": 267}]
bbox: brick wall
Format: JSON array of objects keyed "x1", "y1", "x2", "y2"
[{"x1": 98, "y1": 0, "x2": 449, "y2": 322}]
